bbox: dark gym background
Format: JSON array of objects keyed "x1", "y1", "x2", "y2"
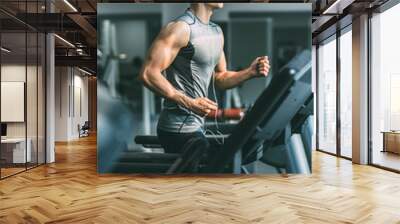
[{"x1": 97, "y1": 3, "x2": 312, "y2": 174}]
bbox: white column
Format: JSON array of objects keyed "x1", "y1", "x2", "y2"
[
  {"x1": 45, "y1": 1, "x2": 55, "y2": 163},
  {"x1": 46, "y1": 33, "x2": 55, "y2": 163},
  {"x1": 352, "y1": 14, "x2": 369, "y2": 164}
]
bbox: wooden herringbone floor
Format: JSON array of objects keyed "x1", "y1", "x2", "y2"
[{"x1": 1, "y1": 135, "x2": 400, "y2": 224}]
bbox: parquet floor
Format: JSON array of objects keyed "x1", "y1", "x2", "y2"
[
  {"x1": 1, "y1": 135, "x2": 400, "y2": 223},
  {"x1": 1, "y1": 167, "x2": 26, "y2": 178}
]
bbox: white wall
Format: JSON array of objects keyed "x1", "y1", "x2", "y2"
[
  {"x1": 72, "y1": 73, "x2": 89, "y2": 138},
  {"x1": 1, "y1": 65, "x2": 26, "y2": 140},
  {"x1": 1, "y1": 64, "x2": 26, "y2": 142},
  {"x1": 55, "y1": 66, "x2": 68, "y2": 141},
  {"x1": 1, "y1": 65, "x2": 36, "y2": 138},
  {"x1": 1, "y1": 63, "x2": 46, "y2": 163},
  {"x1": 55, "y1": 67, "x2": 89, "y2": 141}
]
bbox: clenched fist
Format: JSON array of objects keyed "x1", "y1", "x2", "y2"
[{"x1": 248, "y1": 56, "x2": 270, "y2": 77}]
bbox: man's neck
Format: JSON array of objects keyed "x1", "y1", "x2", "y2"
[{"x1": 190, "y1": 4, "x2": 213, "y2": 24}]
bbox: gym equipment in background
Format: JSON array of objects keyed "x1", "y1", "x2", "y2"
[{"x1": 127, "y1": 50, "x2": 312, "y2": 174}]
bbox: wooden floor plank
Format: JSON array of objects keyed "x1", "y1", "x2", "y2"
[{"x1": 1, "y1": 135, "x2": 400, "y2": 223}]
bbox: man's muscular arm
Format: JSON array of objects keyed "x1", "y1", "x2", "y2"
[
  {"x1": 214, "y1": 39, "x2": 270, "y2": 90},
  {"x1": 139, "y1": 21, "x2": 217, "y2": 116}
]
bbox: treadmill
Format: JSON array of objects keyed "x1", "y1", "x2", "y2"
[{"x1": 123, "y1": 50, "x2": 312, "y2": 174}]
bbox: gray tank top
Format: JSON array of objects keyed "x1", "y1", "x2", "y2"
[{"x1": 157, "y1": 9, "x2": 223, "y2": 133}]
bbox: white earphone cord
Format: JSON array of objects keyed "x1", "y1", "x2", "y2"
[
  {"x1": 203, "y1": 73, "x2": 225, "y2": 145},
  {"x1": 178, "y1": 73, "x2": 225, "y2": 145}
]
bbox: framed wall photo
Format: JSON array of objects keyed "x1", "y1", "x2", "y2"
[{"x1": 1, "y1": 82, "x2": 25, "y2": 122}]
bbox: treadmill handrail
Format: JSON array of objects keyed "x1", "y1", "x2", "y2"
[{"x1": 209, "y1": 50, "x2": 311, "y2": 172}]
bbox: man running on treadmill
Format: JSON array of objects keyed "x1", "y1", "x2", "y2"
[{"x1": 139, "y1": 3, "x2": 270, "y2": 158}]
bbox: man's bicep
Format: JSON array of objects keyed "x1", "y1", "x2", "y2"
[
  {"x1": 146, "y1": 39, "x2": 177, "y2": 71},
  {"x1": 215, "y1": 51, "x2": 227, "y2": 74}
]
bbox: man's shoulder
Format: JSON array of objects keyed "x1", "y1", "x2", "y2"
[
  {"x1": 163, "y1": 20, "x2": 190, "y2": 37},
  {"x1": 160, "y1": 20, "x2": 190, "y2": 48}
]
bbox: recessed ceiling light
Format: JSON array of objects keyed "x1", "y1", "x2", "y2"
[
  {"x1": 323, "y1": 0, "x2": 344, "y2": 15},
  {"x1": 78, "y1": 67, "x2": 93, "y2": 76},
  {"x1": 54, "y1": 34, "x2": 75, "y2": 48},
  {"x1": 63, "y1": 0, "x2": 78, "y2": 12},
  {"x1": 1, "y1": 47, "x2": 11, "y2": 53}
]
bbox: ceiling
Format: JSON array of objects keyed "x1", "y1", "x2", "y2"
[{"x1": 0, "y1": 0, "x2": 97, "y2": 73}]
